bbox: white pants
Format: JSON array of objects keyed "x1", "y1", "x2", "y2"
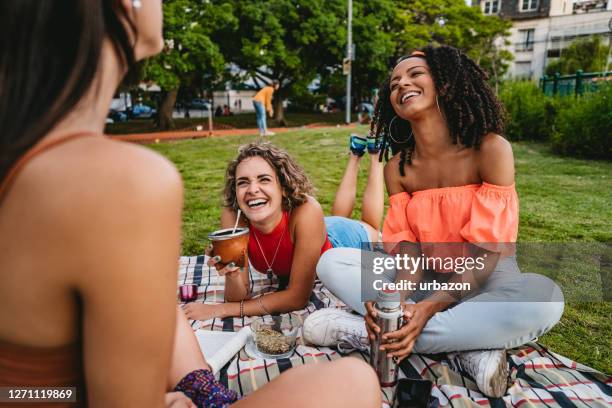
[{"x1": 317, "y1": 248, "x2": 565, "y2": 354}]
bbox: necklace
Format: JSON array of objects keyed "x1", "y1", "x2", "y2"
[{"x1": 252, "y1": 219, "x2": 287, "y2": 280}]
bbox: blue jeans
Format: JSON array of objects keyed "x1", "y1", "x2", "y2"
[
  {"x1": 324, "y1": 216, "x2": 372, "y2": 251},
  {"x1": 253, "y1": 101, "x2": 267, "y2": 135}
]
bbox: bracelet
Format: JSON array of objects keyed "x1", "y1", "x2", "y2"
[
  {"x1": 257, "y1": 296, "x2": 271, "y2": 316},
  {"x1": 239, "y1": 300, "x2": 245, "y2": 318}
]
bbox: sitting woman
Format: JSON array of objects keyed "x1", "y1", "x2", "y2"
[
  {"x1": 310, "y1": 45, "x2": 565, "y2": 398},
  {"x1": 184, "y1": 139, "x2": 384, "y2": 321}
]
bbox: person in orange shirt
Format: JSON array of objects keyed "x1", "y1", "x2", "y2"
[
  {"x1": 306, "y1": 45, "x2": 564, "y2": 399},
  {"x1": 252, "y1": 80, "x2": 279, "y2": 137}
]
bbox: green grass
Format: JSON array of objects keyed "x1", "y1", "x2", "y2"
[
  {"x1": 105, "y1": 112, "x2": 358, "y2": 134},
  {"x1": 147, "y1": 126, "x2": 611, "y2": 373}
]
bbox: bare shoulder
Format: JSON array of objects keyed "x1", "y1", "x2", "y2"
[
  {"x1": 290, "y1": 197, "x2": 325, "y2": 235},
  {"x1": 95, "y1": 138, "x2": 182, "y2": 190},
  {"x1": 479, "y1": 133, "x2": 513, "y2": 158},
  {"x1": 291, "y1": 197, "x2": 325, "y2": 244},
  {"x1": 293, "y1": 196, "x2": 325, "y2": 220},
  {"x1": 477, "y1": 133, "x2": 515, "y2": 185},
  {"x1": 23, "y1": 137, "x2": 183, "y2": 248},
  {"x1": 384, "y1": 153, "x2": 405, "y2": 195},
  {"x1": 42, "y1": 137, "x2": 181, "y2": 205}
]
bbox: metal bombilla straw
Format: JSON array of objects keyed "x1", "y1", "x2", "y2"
[{"x1": 232, "y1": 209, "x2": 242, "y2": 234}]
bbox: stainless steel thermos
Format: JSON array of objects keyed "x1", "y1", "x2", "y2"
[{"x1": 369, "y1": 290, "x2": 404, "y2": 387}]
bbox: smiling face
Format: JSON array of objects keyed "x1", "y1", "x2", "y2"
[
  {"x1": 235, "y1": 157, "x2": 284, "y2": 227},
  {"x1": 389, "y1": 57, "x2": 438, "y2": 120}
]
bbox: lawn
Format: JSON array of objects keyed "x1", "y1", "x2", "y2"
[{"x1": 147, "y1": 126, "x2": 611, "y2": 373}]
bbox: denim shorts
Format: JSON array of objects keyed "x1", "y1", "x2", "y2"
[{"x1": 324, "y1": 216, "x2": 372, "y2": 250}]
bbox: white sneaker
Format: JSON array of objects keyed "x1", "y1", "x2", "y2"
[
  {"x1": 264, "y1": 131, "x2": 275, "y2": 136},
  {"x1": 303, "y1": 309, "x2": 369, "y2": 353},
  {"x1": 448, "y1": 349, "x2": 509, "y2": 398}
]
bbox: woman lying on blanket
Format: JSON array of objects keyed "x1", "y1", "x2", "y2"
[
  {"x1": 0, "y1": 1, "x2": 381, "y2": 407},
  {"x1": 306, "y1": 45, "x2": 566, "y2": 398},
  {"x1": 183, "y1": 141, "x2": 385, "y2": 321}
]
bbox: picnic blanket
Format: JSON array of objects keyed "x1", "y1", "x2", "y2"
[{"x1": 178, "y1": 255, "x2": 612, "y2": 407}]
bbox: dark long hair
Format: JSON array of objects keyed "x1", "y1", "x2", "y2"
[
  {"x1": 371, "y1": 45, "x2": 506, "y2": 175},
  {"x1": 0, "y1": 0, "x2": 137, "y2": 181}
]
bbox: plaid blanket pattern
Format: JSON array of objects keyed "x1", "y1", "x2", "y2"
[{"x1": 178, "y1": 255, "x2": 611, "y2": 407}]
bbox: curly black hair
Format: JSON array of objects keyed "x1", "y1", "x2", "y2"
[{"x1": 370, "y1": 45, "x2": 506, "y2": 176}]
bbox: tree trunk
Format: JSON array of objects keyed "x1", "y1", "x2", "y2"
[
  {"x1": 491, "y1": 45, "x2": 500, "y2": 95},
  {"x1": 156, "y1": 88, "x2": 178, "y2": 130},
  {"x1": 273, "y1": 97, "x2": 287, "y2": 127},
  {"x1": 493, "y1": 58, "x2": 499, "y2": 95}
]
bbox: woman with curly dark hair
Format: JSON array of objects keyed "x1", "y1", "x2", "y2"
[
  {"x1": 308, "y1": 45, "x2": 564, "y2": 398},
  {"x1": 183, "y1": 141, "x2": 385, "y2": 321}
]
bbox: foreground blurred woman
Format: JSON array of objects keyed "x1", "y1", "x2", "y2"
[{"x1": 0, "y1": 1, "x2": 380, "y2": 407}]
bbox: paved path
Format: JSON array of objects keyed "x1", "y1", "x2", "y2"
[{"x1": 108, "y1": 123, "x2": 356, "y2": 144}]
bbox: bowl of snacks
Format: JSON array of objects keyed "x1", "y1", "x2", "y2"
[{"x1": 249, "y1": 314, "x2": 301, "y2": 359}]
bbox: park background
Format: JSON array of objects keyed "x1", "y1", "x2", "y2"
[{"x1": 106, "y1": 0, "x2": 611, "y2": 373}]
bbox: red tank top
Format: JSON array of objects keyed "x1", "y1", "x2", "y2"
[{"x1": 248, "y1": 211, "x2": 333, "y2": 277}]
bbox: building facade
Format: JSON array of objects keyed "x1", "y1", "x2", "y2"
[
  {"x1": 475, "y1": 0, "x2": 612, "y2": 79},
  {"x1": 213, "y1": 90, "x2": 257, "y2": 113}
]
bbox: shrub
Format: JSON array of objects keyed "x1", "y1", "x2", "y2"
[
  {"x1": 286, "y1": 89, "x2": 326, "y2": 113},
  {"x1": 551, "y1": 83, "x2": 612, "y2": 160},
  {"x1": 499, "y1": 80, "x2": 556, "y2": 141}
]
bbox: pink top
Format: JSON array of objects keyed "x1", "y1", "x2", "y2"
[{"x1": 382, "y1": 183, "x2": 518, "y2": 256}]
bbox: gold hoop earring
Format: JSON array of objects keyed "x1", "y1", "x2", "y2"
[{"x1": 388, "y1": 116, "x2": 413, "y2": 145}]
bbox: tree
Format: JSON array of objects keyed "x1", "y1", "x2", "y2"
[
  {"x1": 395, "y1": 0, "x2": 512, "y2": 89},
  {"x1": 213, "y1": 0, "x2": 347, "y2": 125},
  {"x1": 462, "y1": 12, "x2": 513, "y2": 93},
  {"x1": 143, "y1": 0, "x2": 236, "y2": 129},
  {"x1": 545, "y1": 36, "x2": 611, "y2": 76},
  {"x1": 144, "y1": 0, "x2": 511, "y2": 128},
  {"x1": 319, "y1": 0, "x2": 406, "y2": 106},
  {"x1": 323, "y1": 0, "x2": 512, "y2": 101}
]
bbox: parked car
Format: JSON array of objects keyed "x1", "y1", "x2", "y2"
[
  {"x1": 108, "y1": 109, "x2": 128, "y2": 123},
  {"x1": 326, "y1": 101, "x2": 340, "y2": 112},
  {"x1": 189, "y1": 98, "x2": 211, "y2": 110},
  {"x1": 131, "y1": 103, "x2": 157, "y2": 119}
]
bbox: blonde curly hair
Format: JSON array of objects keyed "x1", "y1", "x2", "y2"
[{"x1": 223, "y1": 143, "x2": 315, "y2": 212}]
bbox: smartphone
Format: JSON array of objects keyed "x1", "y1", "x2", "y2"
[{"x1": 396, "y1": 378, "x2": 433, "y2": 408}]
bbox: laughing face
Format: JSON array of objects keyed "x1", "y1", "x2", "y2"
[
  {"x1": 235, "y1": 157, "x2": 284, "y2": 226},
  {"x1": 389, "y1": 57, "x2": 438, "y2": 120}
]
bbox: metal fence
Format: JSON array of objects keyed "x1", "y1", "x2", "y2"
[{"x1": 540, "y1": 70, "x2": 612, "y2": 96}]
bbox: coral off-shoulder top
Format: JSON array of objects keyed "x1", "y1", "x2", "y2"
[{"x1": 382, "y1": 183, "x2": 518, "y2": 255}]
